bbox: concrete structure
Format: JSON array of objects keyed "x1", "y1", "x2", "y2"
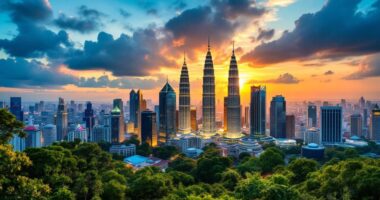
[
  {"x1": 67, "y1": 124, "x2": 87, "y2": 142},
  {"x1": 308, "y1": 104, "x2": 317, "y2": 128},
  {"x1": 141, "y1": 110, "x2": 158, "y2": 147},
  {"x1": 159, "y1": 82, "x2": 176, "y2": 144},
  {"x1": 24, "y1": 124, "x2": 42, "y2": 148},
  {"x1": 124, "y1": 155, "x2": 168, "y2": 171},
  {"x1": 286, "y1": 115, "x2": 295, "y2": 139},
  {"x1": 190, "y1": 106, "x2": 198, "y2": 132},
  {"x1": 304, "y1": 127, "x2": 321, "y2": 145},
  {"x1": 84, "y1": 101, "x2": 95, "y2": 141},
  {"x1": 370, "y1": 105, "x2": 380, "y2": 141},
  {"x1": 111, "y1": 106, "x2": 124, "y2": 144},
  {"x1": 301, "y1": 143, "x2": 325, "y2": 159},
  {"x1": 56, "y1": 97, "x2": 68, "y2": 141},
  {"x1": 350, "y1": 114, "x2": 363, "y2": 137},
  {"x1": 10, "y1": 97, "x2": 23, "y2": 121},
  {"x1": 202, "y1": 38, "x2": 216, "y2": 138},
  {"x1": 92, "y1": 125, "x2": 111, "y2": 143},
  {"x1": 109, "y1": 144, "x2": 136, "y2": 157},
  {"x1": 42, "y1": 124, "x2": 56, "y2": 146}
]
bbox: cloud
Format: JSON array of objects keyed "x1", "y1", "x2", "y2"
[
  {"x1": 165, "y1": 0, "x2": 266, "y2": 50},
  {"x1": 0, "y1": 0, "x2": 52, "y2": 24},
  {"x1": 243, "y1": 0, "x2": 380, "y2": 65},
  {"x1": 54, "y1": 5, "x2": 105, "y2": 33},
  {"x1": 256, "y1": 28, "x2": 275, "y2": 41},
  {"x1": 324, "y1": 70, "x2": 334, "y2": 75},
  {"x1": 267, "y1": 0, "x2": 296, "y2": 7},
  {"x1": 119, "y1": 8, "x2": 131, "y2": 18},
  {"x1": 147, "y1": 8, "x2": 158, "y2": 15},
  {"x1": 76, "y1": 75, "x2": 167, "y2": 90},
  {"x1": 344, "y1": 53, "x2": 380, "y2": 80},
  {"x1": 65, "y1": 30, "x2": 174, "y2": 76},
  {"x1": 266, "y1": 73, "x2": 301, "y2": 84},
  {"x1": 170, "y1": 0, "x2": 187, "y2": 11},
  {"x1": 0, "y1": 58, "x2": 76, "y2": 88}
]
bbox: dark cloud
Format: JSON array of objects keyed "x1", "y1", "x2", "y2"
[
  {"x1": 147, "y1": 8, "x2": 158, "y2": 15},
  {"x1": 0, "y1": 24, "x2": 72, "y2": 58},
  {"x1": 344, "y1": 54, "x2": 380, "y2": 80},
  {"x1": 0, "y1": 58, "x2": 76, "y2": 88},
  {"x1": 243, "y1": 0, "x2": 380, "y2": 65},
  {"x1": 256, "y1": 28, "x2": 275, "y2": 41},
  {"x1": 303, "y1": 63, "x2": 325, "y2": 67},
  {"x1": 165, "y1": 0, "x2": 266, "y2": 50},
  {"x1": 0, "y1": 0, "x2": 52, "y2": 24},
  {"x1": 324, "y1": 70, "x2": 334, "y2": 75},
  {"x1": 266, "y1": 73, "x2": 301, "y2": 84},
  {"x1": 76, "y1": 75, "x2": 167, "y2": 90},
  {"x1": 65, "y1": 30, "x2": 174, "y2": 76},
  {"x1": 54, "y1": 6, "x2": 105, "y2": 33},
  {"x1": 170, "y1": 0, "x2": 187, "y2": 11},
  {"x1": 119, "y1": 9, "x2": 131, "y2": 18}
]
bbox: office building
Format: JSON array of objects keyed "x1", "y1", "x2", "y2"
[
  {"x1": 42, "y1": 124, "x2": 57, "y2": 146},
  {"x1": 109, "y1": 144, "x2": 136, "y2": 157},
  {"x1": 159, "y1": 82, "x2": 176, "y2": 144},
  {"x1": 129, "y1": 90, "x2": 138, "y2": 126},
  {"x1": 92, "y1": 125, "x2": 111, "y2": 143},
  {"x1": 304, "y1": 127, "x2": 321, "y2": 145},
  {"x1": 224, "y1": 97, "x2": 228, "y2": 131},
  {"x1": 286, "y1": 115, "x2": 295, "y2": 139},
  {"x1": 243, "y1": 106, "x2": 249, "y2": 128},
  {"x1": 141, "y1": 110, "x2": 158, "y2": 147},
  {"x1": 350, "y1": 114, "x2": 362, "y2": 137},
  {"x1": 321, "y1": 106, "x2": 342, "y2": 144},
  {"x1": 24, "y1": 124, "x2": 42, "y2": 148},
  {"x1": 67, "y1": 124, "x2": 87, "y2": 142},
  {"x1": 370, "y1": 105, "x2": 380, "y2": 141},
  {"x1": 56, "y1": 97, "x2": 68, "y2": 141},
  {"x1": 191, "y1": 106, "x2": 198, "y2": 132},
  {"x1": 308, "y1": 104, "x2": 317, "y2": 127},
  {"x1": 250, "y1": 85, "x2": 266, "y2": 137},
  {"x1": 202, "y1": 38, "x2": 216, "y2": 137},
  {"x1": 84, "y1": 101, "x2": 95, "y2": 141},
  {"x1": 178, "y1": 53, "x2": 191, "y2": 134},
  {"x1": 111, "y1": 106, "x2": 124, "y2": 144},
  {"x1": 270, "y1": 95, "x2": 286, "y2": 138},
  {"x1": 10, "y1": 97, "x2": 23, "y2": 121}
]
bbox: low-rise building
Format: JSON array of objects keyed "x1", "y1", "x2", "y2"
[{"x1": 109, "y1": 144, "x2": 136, "y2": 157}]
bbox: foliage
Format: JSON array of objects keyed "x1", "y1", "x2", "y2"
[{"x1": 0, "y1": 109, "x2": 25, "y2": 144}]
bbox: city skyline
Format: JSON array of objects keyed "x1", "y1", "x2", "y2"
[{"x1": 1, "y1": 0, "x2": 380, "y2": 104}]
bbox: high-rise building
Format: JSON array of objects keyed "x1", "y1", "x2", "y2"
[
  {"x1": 244, "y1": 106, "x2": 249, "y2": 128},
  {"x1": 67, "y1": 124, "x2": 87, "y2": 142},
  {"x1": 191, "y1": 106, "x2": 198, "y2": 132},
  {"x1": 129, "y1": 90, "x2": 138, "y2": 126},
  {"x1": 111, "y1": 106, "x2": 124, "y2": 144},
  {"x1": 42, "y1": 124, "x2": 56, "y2": 146},
  {"x1": 359, "y1": 96, "x2": 365, "y2": 108},
  {"x1": 141, "y1": 110, "x2": 158, "y2": 147},
  {"x1": 286, "y1": 115, "x2": 295, "y2": 139},
  {"x1": 135, "y1": 90, "x2": 145, "y2": 139},
  {"x1": 178, "y1": 54, "x2": 191, "y2": 134},
  {"x1": 226, "y1": 44, "x2": 241, "y2": 138},
  {"x1": 308, "y1": 104, "x2": 317, "y2": 127},
  {"x1": 321, "y1": 106, "x2": 342, "y2": 144},
  {"x1": 84, "y1": 102, "x2": 95, "y2": 141},
  {"x1": 370, "y1": 105, "x2": 380, "y2": 141},
  {"x1": 0, "y1": 101, "x2": 5, "y2": 109},
  {"x1": 363, "y1": 108, "x2": 368, "y2": 136},
  {"x1": 113, "y1": 98, "x2": 124, "y2": 128},
  {"x1": 304, "y1": 127, "x2": 321, "y2": 145},
  {"x1": 202, "y1": 38, "x2": 216, "y2": 138},
  {"x1": 24, "y1": 124, "x2": 42, "y2": 148},
  {"x1": 159, "y1": 82, "x2": 176, "y2": 144},
  {"x1": 250, "y1": 86, "x2": 266, "y2": 137},
  {"x1": 56, "y1": 97, "x2": 68, "y2": 141},
  {"x1": 270, "y1": 95, "x2": 286, "y2": 138},
  {"x1": 223, "y1": 97, "x2": 228, "y2": 131},
  {"x1": 92, "y1": 125, "x2": 111, "y2": 143},
  {"x1": 350, "y1": 114, "x2": 362, "y2": 137},
  {"x1": 10, "y1": 97, "x2": 23, "y2": 121}
]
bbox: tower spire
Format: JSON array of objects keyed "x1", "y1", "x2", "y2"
[
  {"x1": 232, "y1": 40, "x2": 235, "y2": 55},
  {"x1": 183, "y1": 50, "x2": 186, "y2": 64},
  {"x1": 208, "y1": 36, "x2": 210, "y2": 51}
]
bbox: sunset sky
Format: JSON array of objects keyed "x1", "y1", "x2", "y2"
[{"x1": 0, "y1": 0, "x2": 380, "y2": 106}]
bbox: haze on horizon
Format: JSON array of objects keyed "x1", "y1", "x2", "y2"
[{"x1": 1, "y1": 0, "x2": 380, "y2": 105}]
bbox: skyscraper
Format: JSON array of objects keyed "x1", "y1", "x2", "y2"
[
  {"x1": 226, "y1": 44, "x2": 241, "y2": 138},
  {"x1": 270, "y1": 95, "x2": 286, "y2": 139},
  {"x1": 141, "y1": 110, "x2": 158, "y2": 147},
  {"x1": 370, "y1": 105, "x2": 380, "y2": 141},
  {"x1": 129, "y1": 90, "x2": 138, "y2": 126},
  {"x1": 84, "y1": 101, "x2": 95, "y2": 141},
  {"x1": 191, "y1": 106, "x2": 198, "y2": 132},
  {"x1": 10, "y1": 97, "x2": 23, "y2": 121},
  {"x1": 224, "y1": 97, "x2": 228, "y2": 131},
  {"x1": 250, "y1": 86, "x2": 266, "y2": 137},
  {"x1": 286, "y1": 115, "x2": 295, "y2": 139},
  {"x1": 308, "y1": 104, "x2": 317, "y2": 127},
  {"x1": 113, "y1": 98, "x2": 124, "y2": 120},
  {"x1": 42, "y1": 124, "x2": 57, "y2": 146},
  {"x1": 159, "y1": 82, "x2": 176, "y2": 144},
  {"x1": 321, "y1": 106, "x2": 342, "y2": 144},
  {"x1": 56, "y1": 97, "x2": 68, "y2": 141},
  {"x1": 136, "y1": 90, "x2": 146, "y2": 139},
  {"x1": 202, "y1": 38, "x2": 216, "y2": 137},
  {"x1": 178, "y1": 53, "x2": 191, "y2": 134},
  {"x1": 244, "y1": 106, "x2": 249, "y2": 128},
  {"x1": 111, "y1": 105, "x2": 124, "y2": 144},
  {"x1": 350, "y1": 114, "x2": 362, "y2": 137},
  {"x1": 24, "y1": 120, "x2": 42, "y2": 148}
]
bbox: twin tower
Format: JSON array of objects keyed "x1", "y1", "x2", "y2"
[{"x1": 179, "y1": 39, "x2": 241, "y2": 139}]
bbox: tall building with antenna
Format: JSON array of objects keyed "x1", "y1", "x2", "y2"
[
  {"x1": 202, "y1": 38, "x2": 216, "y2": 138},
  {"x1": 178, "y1": 52, "x2": 191, "y2": 134}
]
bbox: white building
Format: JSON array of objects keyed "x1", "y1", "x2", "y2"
[
  {"x1": 67, "y1": 124, "x2": 87, "y2": 142},
  {"x1": 109, "y1": 144, "x2": 136, "y2": 157},
  {"x1": 304, "y1": 127, "x2": 321, "y2": 145}
]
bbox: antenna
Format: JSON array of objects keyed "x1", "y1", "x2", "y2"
[
  {"x1": 208, "y1": 35, "x2": 210, "y2": 51},
  {"x1": 232, "y1": 40, "x2": 235, "y2": 54},
  {"x1": 183, "y1": 50, "x2": 186, "y2": 64}
]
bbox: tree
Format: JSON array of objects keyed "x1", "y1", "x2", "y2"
[
  {"x1": 259, "y1": 147, "x2": 285, "y2": 173},
  {"x1": 0, "y1": 109, "x2": 25, "y2": 144},
  {"x1": 153, "y1": 145, "x2": 179, "y2": 160},
  {"x1": 50, "y1": 187, "x2": 75, "y2": 200},
  {"x1": 137, "y1": 142, "x2": 152, "y2": 156},
  {"x1": 288, "y1": 158, "x2": 319, "y2": 184},
  {"x1": 102, "y1": 180, "x2": 127, "y2": 200},
  {"x1": 237, "y1": 157, "x2": 261, "y2": 176},
  {"x1": 234, "y1": 173, "x2": 266, "y2": 200},
  {"x1": 238, "y1": 152, "x2": 251, "y2": 161},
  {"x1": 221, "y1": 169, "x2": 241, "y2": 191},
  {"x1": 168, "y1": 155, "x2": 196, "y2": 173},
  {"x1": 129, "y1": 172, "x2": 173, "y2": 200}
]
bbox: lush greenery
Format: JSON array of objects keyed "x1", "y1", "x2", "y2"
[{"x1": 1, "y1": 108, "x2": 380, "y2": 200}]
